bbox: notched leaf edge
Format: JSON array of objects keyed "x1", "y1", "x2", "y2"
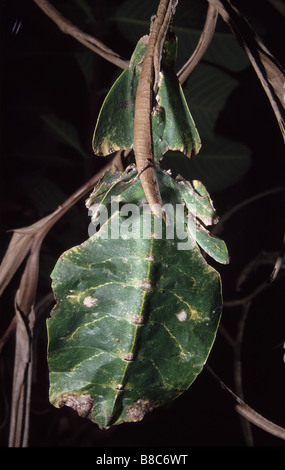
[
  {"x1": 126, "y1": 399, "x2": 158, "y2": 422},
  {"x1": 57, "y1": 393, "x2": 94, "y2": 420}
]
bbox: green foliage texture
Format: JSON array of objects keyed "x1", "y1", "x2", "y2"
[{"x1": 47, "y1": 30, "x2": 229, "y2": 428}]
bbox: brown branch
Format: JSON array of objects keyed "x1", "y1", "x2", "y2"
[
  {"x1": 32, "y1": 0, "x2": 217, "y2": 88},
  {"x1": 206, "y1": 365, "x2": 285, "y2": 441},
  {"x1": 212, "y1": 186, "x2": 285, "y2": 236},
  {"x1": 206, "y1": 0, "x2": 285, "y2": 142},
  {"x1": 236, "y1": 403, "x2": 285, "y2": 441},
  {"x1": 8, "y1": 306, "x2": 35, "y2": 447},
  {"x1": 223, "y1": 277, "x2": 279, "y2": 308},
  {"x1": 234, "y1": 301, "x2": 254, "y2": 446},
  {"x1": 134, "y1": 0, "x2": 179, "y2": 219},
  {"x1": 0, "y1": 151, "x2": 128, "y2": 351},
  {"x1": 236, "y1": 250, "x2": 283, "y2": 291},
  {"x1": 177, "y1": 4, "x2": 218, "y2": 84},
  {"x1": 32, "y1": 0, "x2": 129, "y2": 70},
  {"x1": 267, "y1": 0, "x2": 285, "y2": 16},
  {"x1": 2, "y1": 150, "x2": 129, "y2": 445},
  {"x1": 33, "y1": 0, "x2": 285, "y2": 146},
  {"x1": 270, "y1": 232, "x2": 285, "y2": 282}
]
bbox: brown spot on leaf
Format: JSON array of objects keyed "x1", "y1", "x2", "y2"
[
  {"x1": 58, "y1": 393, "x2": 94, "y2": 420},
  {"x1": 126, "y1": 399, "x2": 156, "y2": 422},
  {"x1": 94, "y1": 144, "x2": 103, "y2": 156},
  {"x1": 121, "y1": 100, "x2": 129, "y2": 109}
]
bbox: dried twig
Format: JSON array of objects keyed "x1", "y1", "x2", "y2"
[
  {"x1": 212, "y1": 186, "x2": 285, "y2": 236},
  {"x1": 8, "y1": 307, "x2": 35, "y2": 447},
  {"x1": 236, "y1": 403, "x2": 285, "y2": 441},
  {"x1": 267, "y1": 0, "x2": 285, "y2": 16},
  {"x1": 0, "y1": 151, "x2": 126, "y2": 352},
  {"x1": 207, "y1": 365, "x2": 285, "y2": 442},
  {"x1": 223, "y1": 275, "x2": 284, "y2": 308},
  {"x1": 236, "y1": 251, "x2": 282, "y2": 291},
  {"x1": 234, "y1": 301, "x2": 254, "y2": 446},
  {"x1": 33, "y1": 0, "x2": 285, "y2": 146},
  {"x1": 206, "y1": 0, "x2": 285, "y2": 142},
  {"x1": 177, "y1": 4, "x2": 218, "y2": 84},
  {"x1": 270, "y1": 233, "x2": 285, "y2": 282},
  {"x1": 1, "y1": 150, "x2": 129, "y2": 446},
  {"x1": 134, "y1": 0, "x2": 178, "y2": 218},
  {"x1": 32, "y1": 0, "x2": 129, "y2": 70},
  {"x1": 32, "y1": 0, "x2": 218, "y2": 87}
]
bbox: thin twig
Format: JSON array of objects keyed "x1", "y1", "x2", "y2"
[
  {"x1": 234, "y1": 301, "x2": 254, "y2": 446},
  {"x1": 32, "y1": 0, "x2": 217, "y2": 88},
  {"x1": 177, "y1": 4, "x2": 218, "y2": 84},
  {"x1": 218, "y1": 323, "x2": 235, "y2": 348},
  {"x1": 270, "y1": 232, "x2": 285, "y2": 282},
  {"x1": 267, "y1": 0, "x2": 285, "y2": 16},
  {"x1": 223, "y1": 256, "x2": 285, "y2": 309},
  {"x1": 8, "y1": 306, "x2": 35, "y2": 447},
  {"x1": 206, "y1": 0, "x2": 285, "y2": 142},
  {"x1": 32, "y1": 0, "x2": 129, "y2": 70},
  {"x1": 206, "y1": 365, "x2": 285, "y2": 441},
  {"x1": 236, "y1": 251, "x2": 281, "y2": 291},
  {"x1": 0, "y1": 151, "x2": 126, "y2": 351},
  {"x1": 133, "y1": 0, "x2": 178, "y2": 219},
  {"x1": 212, "y1": 186, "x2": 285, "y2": 235},
  {"x1": 33, "y1": 0, "x2": 285, "y2": 145},
  {"x1": 236, "y1": 403, "x2": 285, "y2": 441},
  {"x1": 223, "y1": 277, "x2": 276, "y2": 307},
  {"x1": 3, "y1": 151, "x2": 128, "y2": 446}
]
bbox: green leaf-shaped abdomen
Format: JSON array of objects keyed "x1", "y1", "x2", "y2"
[{"x1": 47, "y1": 168, "x2": 227, "y2": 428}]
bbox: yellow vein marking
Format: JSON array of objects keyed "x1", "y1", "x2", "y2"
[
  {"x1": 168, "y1": 289, "x2": 203, "y2": 321},
  {"x1": 161, "y1": 323, "x2": 185, "y2": 356}
]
